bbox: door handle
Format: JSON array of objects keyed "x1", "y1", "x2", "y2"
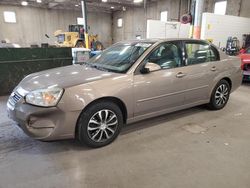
[
  {"x1": 211, "y1": 66, "x2": 217, "y2": 71},
  {"x1": 176, "y1": 72, "x2": 186, "y2": 78}
]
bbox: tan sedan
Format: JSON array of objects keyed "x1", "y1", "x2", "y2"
[{"x1": 7, "y1": 39, "x2": 242, "y2": 147}]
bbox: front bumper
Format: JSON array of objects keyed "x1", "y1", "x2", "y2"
[{"x1": 7, "y1": 93, "x2": 78, "y2": 141}]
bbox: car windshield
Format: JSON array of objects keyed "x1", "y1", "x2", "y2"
[{"x1": 85, "y1": 42, "x2": 153, "y2": 73}]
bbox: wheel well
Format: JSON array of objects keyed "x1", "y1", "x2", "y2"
[
  {"x1": 222, "y1": 77, "x2": 232, "y2": 89},
  {"x1": 75, "y1": 97, "x2": 128, "y2": 137},
  {"x1": 96, "y1": 97, "x2": 128, "y2": 124}
]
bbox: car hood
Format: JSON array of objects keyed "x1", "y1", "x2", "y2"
[
  {"x1": 17, "y1": 65, "x2": 119, "y2": 92},
  {"x1": 240, "y1": 54, "x2": 250, "y2": 60}
]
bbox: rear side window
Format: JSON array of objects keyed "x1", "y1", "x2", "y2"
[{"x1": 185, "y1": 42, "x2": 219, "y2": 65}]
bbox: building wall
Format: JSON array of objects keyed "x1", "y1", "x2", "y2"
[
  {"x1": 112, "y1": 0, "x2": 250, "y2": 43},
  {"x1": 112, "y1": 7, "x2": 146, "y2": 43},
  {"x1": 112, "y1": 0, "x2": 189, "y2": 43},
  {"x1": 87, "y1": 11, "x2": 112, "y2": 48},
  {"x1": 1, "y1": 0, "x2": 250, "y2": 47},
  {"x1": 239, "y1": 0, "x2": 250, "y2": 18},
  {"x1": 201, "y1": 12, "x2": 250, "y2": 47},
  {"x1": 0, "y1": 5, "x2": 112, "y2": 47},
  {"x1": 226, "y1": 0, "x2": 242, "y2": 16},
  {"x1": 205, "y1": 0, "x2": 250, "y2": 18}
]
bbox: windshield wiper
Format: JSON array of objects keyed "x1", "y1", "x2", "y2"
[
  {"x1": 90, "y1": 65, "x2": 111, "y2": 72},
  {"x1": 82, "y1": 62, "x2": 121, "y2": 73},
  {"x1": 82, "y1": 62, "x2": 91, "y2": 66},
  {"x1": 81, "y1": 62, "x2": 108, "y2": 72}
]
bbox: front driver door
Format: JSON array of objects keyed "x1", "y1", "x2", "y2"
[{"x1": 133, "y1": 41, "x2": 187, "y2": 118}]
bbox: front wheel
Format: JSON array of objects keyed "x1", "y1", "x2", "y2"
[
  {"x1": 75, "y1": 41, "x2": 85, "y2": 48},
  {"x1": 207, "y1": 79, "x2": 231, "y2": 110},
  {"x1": 77, "y1": 101, "x2": 123, "y2": 148}
]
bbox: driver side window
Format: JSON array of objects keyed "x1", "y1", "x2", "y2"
[{"x1": 145, "y1": 42, "x2": 182, "y2": 70}]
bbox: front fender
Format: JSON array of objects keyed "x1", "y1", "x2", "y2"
[
  {"x1": 57, "y1": 84, "x2": 100, "y2": 112},
  {"x1": 57, "y1": 75, "x2": 134, "y2": 119}
]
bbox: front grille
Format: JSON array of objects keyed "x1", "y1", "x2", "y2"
[{"x1": 8, "y1": 92, "x2": 22, "y2": 107}]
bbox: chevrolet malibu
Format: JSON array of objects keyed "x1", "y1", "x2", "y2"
[{"x1": 7, "y1": 39, "x2": 242, "y2": 147}]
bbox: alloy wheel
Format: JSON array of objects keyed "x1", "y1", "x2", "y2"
[
  {"x1": 215, "y1": 84, "x2": 229, "y2": 106},
  {"x1": 87, "y1": 109, "x2": 118, "y2": 143}
]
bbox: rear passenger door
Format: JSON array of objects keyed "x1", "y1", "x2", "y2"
[{"x1": 182, "y1": 41, "x2": 220, "y2": 105}]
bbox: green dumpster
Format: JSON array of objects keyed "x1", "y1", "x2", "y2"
[{"x1": 0, "y1": 47, "x2": 72, "y2": 96}]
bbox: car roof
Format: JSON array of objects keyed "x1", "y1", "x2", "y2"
[{"x1": 117, "y1": 38, "x2": 212, "y2": 45}]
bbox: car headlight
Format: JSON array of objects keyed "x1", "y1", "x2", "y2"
[{"x1": 25, "y1": 88, "x2": 64, "y2": 107}]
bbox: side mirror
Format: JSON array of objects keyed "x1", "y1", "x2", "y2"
[{"x1": 141, "y1": 62, "x2": 161, "y2": 74}]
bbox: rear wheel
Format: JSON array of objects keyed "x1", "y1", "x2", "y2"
[
  {"x1": 77, "y1": 101, "x2": 123, "y2": 148},
  {"x1": 207, "y1": 79, "x2": 231, "y2": 110}
]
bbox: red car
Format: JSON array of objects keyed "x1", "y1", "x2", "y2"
[{"x1": 239, "y1": 48, "x2": 250, "y2": 81}]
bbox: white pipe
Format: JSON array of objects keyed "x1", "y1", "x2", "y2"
[
  {"x1": 194, "y1": 0, "x2": 204, "y2": 27},
  {"x1": 81, "y1": 0, "x2": 87, "y2": 31}
]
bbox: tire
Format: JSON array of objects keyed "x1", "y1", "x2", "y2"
[
  {"x1": 75, "y1": 41, "x2": 85, "y2": 48},
  {"x1": 207, "y1": 79, "x2": 231, "y2": 110},
  {"x1": 77, "y1": 101, "x2": 123, "y2": 148},
  {"x1": 96, "y1": 41, "x2": 104, "y2": 50}
]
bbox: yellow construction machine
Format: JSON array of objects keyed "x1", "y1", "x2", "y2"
[{"x1": 54, "y1": 25, "x2": 103, "y2": 50}]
